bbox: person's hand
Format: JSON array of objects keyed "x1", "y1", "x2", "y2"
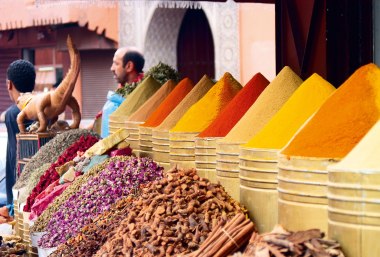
[
  {"x1": 0, "y1": 206, "x2": 9, "y2": 218},
  {"x1": 0, "y1": 216, "x2": 7, "y2": 224}
]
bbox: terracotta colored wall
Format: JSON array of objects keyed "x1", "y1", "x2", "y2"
[
  {"x1": 239, "y1": 3, "x2": 276, "y2": 84},
  {"x1": 0, "y1": 0, "x2": 118, "y2": 42}
]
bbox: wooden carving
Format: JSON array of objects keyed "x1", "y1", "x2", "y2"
[{"x1": 17, "y1": 35, "x2": 81, "y2": 133}]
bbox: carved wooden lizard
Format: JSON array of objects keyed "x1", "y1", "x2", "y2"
[{"x1": 17, "y1": 35, "x2": 81, "y2": 133}]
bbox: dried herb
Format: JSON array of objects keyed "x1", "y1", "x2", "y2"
[
  {"x1": 31, "y1": 157, "x2": 114, "y2": 233},
  {"x1": 17, "y1": 163, "x2": 51, "y2": 204},
  {"x1": 23, "y1": 135, "x2": 99, "y2": 212},
  {"x1": 115, "y1": 62, "x2": 180, "y2": 98},
  {"x1": 51, "y1": 196, "x2": 135, "y2": 257},
  {"x1": 146, "y1": 62, "x2": 181, "y2": 85},
  {"x1": 38, "y1": 157, "x2": 163, "y2": 248},
  {"x1": 13, "y1": 129, "x2": 100, "y2": 189}
]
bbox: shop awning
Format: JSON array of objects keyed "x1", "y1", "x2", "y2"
[{"x1": 0, "y1": 0, "x2": 118, "y2": 42}]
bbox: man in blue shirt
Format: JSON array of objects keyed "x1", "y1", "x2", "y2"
[{"x1": 0, "y1": 59, "x2": 35, "y2": 223}]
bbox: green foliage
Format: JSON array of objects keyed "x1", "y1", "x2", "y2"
[
  {"x1": 146, "y1": 62, "x2": 181, "y2": 85},
  {"x1": 115, "y1": 62, "x2": 181, "y2": 98}
]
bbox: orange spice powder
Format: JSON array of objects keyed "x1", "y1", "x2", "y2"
[
  {"x1": 128, "y1": 80, "x2": 177, "y2": 122},
  {"x1": 141, "y1": 78, "x2": 194, "y2": 127},
  {"x1": 171, "y1": 72, "x2": 242, "y2": 133},
  {"x1": 281, "y1": 63, "x2": 380, "y2": 159},
  {"x1": 198, "y1": 73, "x2": 269, "y2": 137}
]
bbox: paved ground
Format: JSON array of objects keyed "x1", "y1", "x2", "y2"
[{"x1": 0, "y1": 223, "x2": 12, "y2": 235}]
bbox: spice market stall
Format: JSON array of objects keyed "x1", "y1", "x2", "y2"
[{"x1": 5, "y1": 1, "x2": 378, "y2": 257}]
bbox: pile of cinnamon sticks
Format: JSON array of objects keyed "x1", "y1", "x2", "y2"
[{"x1": 184, "y1": 213, "x2": 256, "y2": 257}]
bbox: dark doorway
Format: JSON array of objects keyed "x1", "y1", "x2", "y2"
[{"x1": 177, "y1": 9, "x2": 215, "y2": 82}]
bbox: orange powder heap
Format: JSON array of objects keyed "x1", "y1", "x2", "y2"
[
  {"x1": 171, "y1": 72, "x2": 242, "y2": 133},
  {"x1": 128, "y1": 80, "x2": 177, "y2": 122},
  {"x1": 282, "y1": 63, "x2": 380, "y2": 159},
  {"x1": 156, "y1": 75, "x2": 215, "y2": 131},
  {"x1": 142, "y1": 78, "x2": 195, "y2": 127},
  {"x1": 199, "y1": 73, "x2": 269, "y2": 137}
]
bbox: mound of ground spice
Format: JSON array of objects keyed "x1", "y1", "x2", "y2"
[
  {"x1": 281, "y1": 63, "x2": 380, "y2": 158},
  {"x1": 171, "y1": 72, "x2": 242, "y2": 133},
  {"x1": 199, "y1": 73, "x2": 269, "y2": 137},
  {"x1": 110, "y1": 76, "x2": 161, "y2": 121},
  {"x1": 127, "y1": 80, "x2": 177, "y2": 122},
  {"x1": 330, "y1": 120, "x2": 380, "y2": 171},
  {"x1": 245, "y1": 73, "x2": 335, "y2": 149},
  {"x1": 155, "y1": 75, "x2": 214, "y2": 131},
  {"x1": 222, "y1": 66, "x2": 302, "y2": 144},
  {"x1": 141, "y1": 78, "x2": 195, "y2": 127}
]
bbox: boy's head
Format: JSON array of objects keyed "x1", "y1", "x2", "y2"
[{"x1": 7, "y1": 59, "x2": 36, "y2": 93}]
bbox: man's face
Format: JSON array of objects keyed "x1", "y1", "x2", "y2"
[{"x1": 110, "y1": 50, "x2": 127, "y2": 85}]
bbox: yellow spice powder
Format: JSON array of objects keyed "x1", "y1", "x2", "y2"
[
  {"x1": 281, "y1": 63, "x2": 380, "y2": 158},
  {"x1": 171, "y1": 72, "x2": 242, "y2": 133},
  {"x1": 245, "y1": 73, "x2": 335, "y2": 149}
]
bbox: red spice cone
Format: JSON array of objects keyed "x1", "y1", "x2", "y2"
[{"x1": 199, "y1": 73, "x2": 269, "y2": 137}]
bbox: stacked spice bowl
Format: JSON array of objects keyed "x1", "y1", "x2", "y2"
[
  {"x1": 151, "y1": 75, "x2": 215, "y2": 171},
  {"x1": 214, "y1": 67, "x2": 302, "y2": 201},
  {"x1": 215, "y1": 140, "x2": 241, "y2": 200},
  {"x1": 277, "y1": 155, "x2": 337, "y2": 233},
  {"x1": 327, "y1": 121, "x2": 380, "y2": 257},
  {"x1": 109, "y1": 116, "x2": 143, "y2": 155},
  {"x1": 109, "y1": 75, "x2": 162, "y2": 153},
  {"x1": 138, "y1": 126, "x2": 154, "y2": 158},
  {"x1": 127, "y1": 79, "x2": 177, "y2": 160},
  {"x1": 22, "y1": 211, "x2": 32, "y2": 250},
  {"x1": 138, "y1": 78, "x2": 195, "y2": 160},
  {"x1": 151, "y1": 129, "x2": 171, "y2": 170},
  {"x1": 239, "y1": 147, "x2": 278, "y2": 233},
  {"x1": 17, "y1": 203, "x2": 25, "y2": 241},
  {"x1": 196, "y1": 73, "x2": 270, "y2": 184},
  {"x1": 124, "y1": 120, "x2": 143, "y2": 156},
  {"x1": 170, "y1": 72, "x2": 242, "y2": 173},
  {"x1": 239, "y1": 73, "x2": 336, "y2": 233},
  {"x1": 169, "y1": 131, "x2": 199, "y2": 169},
  {"x1": 12, "y1": 189, "x2": 20, "y2": 238},
  {"x1": 194, "y1": 137, "x2": 218, "y2": 180},
  {"x1": 108, "y1": 119, "x2": 125, "y2": 135},
  {"x1": 278, "y1": 63, "x2": 380, "y2": 233}
]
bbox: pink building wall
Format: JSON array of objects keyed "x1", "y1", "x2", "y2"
[{"x1": 239, "y1": 3, "x2": 276, "y2": 85}]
